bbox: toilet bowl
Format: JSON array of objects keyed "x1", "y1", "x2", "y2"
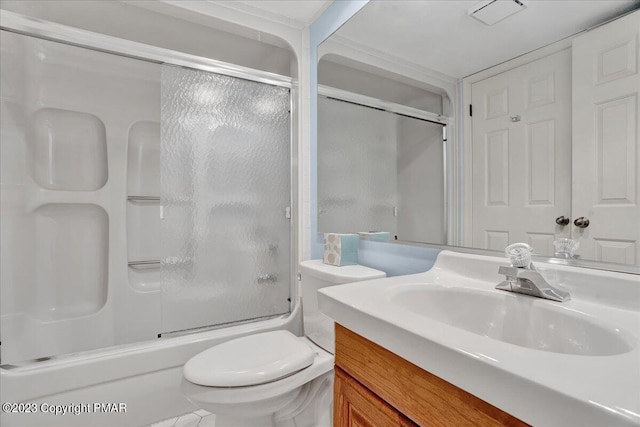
[{"x1": 181, "y1": 260, "x2": 386, "y2": 427}]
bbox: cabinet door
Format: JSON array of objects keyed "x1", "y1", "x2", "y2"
[{"x1": 334, "y1": 367, "x2": 417, "y2": 427}]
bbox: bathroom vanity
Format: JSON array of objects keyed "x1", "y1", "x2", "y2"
[
  {"x1": 319, "y1": 251, "x2": 640, "y2": 427},
  {"x1": 334, "y1": 323, "x2": 525, "y2": 426}
]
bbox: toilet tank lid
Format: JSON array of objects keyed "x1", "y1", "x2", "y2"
[
  {"x1": 183, "y1": 330, "x2": 314, "y2": 387},
  {"x1": 299, "y1": 260, "x2": 386, "y2": 284}
]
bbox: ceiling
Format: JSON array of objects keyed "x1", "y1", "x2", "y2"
[{"x1": 330, "y1": 0, "x2": 640, "y2": 78}]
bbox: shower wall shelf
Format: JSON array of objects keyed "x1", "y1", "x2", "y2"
[
  {"x1": 128, "y1": 260, "x2": 161, "y2": 267},
  {"x1": 127, "y1": 196, "x2": 160, "y2": 201}
]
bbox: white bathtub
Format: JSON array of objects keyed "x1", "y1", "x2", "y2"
[{"x1": 0, "y1": 305, "x2": 300, "y2": 427}]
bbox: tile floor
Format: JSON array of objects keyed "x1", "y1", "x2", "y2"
[{"x1": 148, "y1": 410, "x2": 216, "y2": 427}]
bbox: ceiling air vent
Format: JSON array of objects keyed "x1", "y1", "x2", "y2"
[{"x1": 468, "y1": 0, "x2": 527, "y2": 26}]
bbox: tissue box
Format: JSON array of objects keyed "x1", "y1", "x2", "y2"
[
  {"x1": 323, "y1": 233, "x2": 358, "y2": 266},
  {"x1": 358, "y1": 231, "x2": 391, "y2": 242}
]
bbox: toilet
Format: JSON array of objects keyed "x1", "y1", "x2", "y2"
[{"x1": 181, "y1": 260, "x2": 386, "y2": 427}]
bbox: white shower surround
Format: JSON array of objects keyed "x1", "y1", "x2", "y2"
[
  {"x1": 0, "y1": 28, "x2": 165, "y2": 364},
  {"x1": 0, "y1": 5, "x2": 308, "y2": 426},
  {"x1": 1, "y1": 23, "x2": 299, "y2": 362}
]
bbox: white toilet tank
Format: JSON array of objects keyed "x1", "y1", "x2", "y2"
[{"x1": 300, "y1": 260, "x2": 385, "y2": 354}]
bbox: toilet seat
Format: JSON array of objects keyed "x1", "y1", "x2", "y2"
[
  {"x1": 181, "y1": 336, "x2": 333, "y2": 407},
  {"x1": 184, "y1": 330, "x2": 315, "y2": 387}
]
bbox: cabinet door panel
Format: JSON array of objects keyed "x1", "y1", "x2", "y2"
[{"x1": 334, "y1": 367, "x2": 417, "y2": 427}]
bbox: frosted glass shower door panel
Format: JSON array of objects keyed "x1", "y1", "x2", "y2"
[
  {"x1": 161, "y1": 65, "x2": 291, "y2": 333},
  {"x1": 397, "y1": 117, "x2": 445, "y2": 243},
  {"x1": 318, "y1": 97, "x2": 398, "y2": 234}
]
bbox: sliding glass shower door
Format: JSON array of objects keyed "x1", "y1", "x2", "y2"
[
  {"x1": 160, "y1": 65, "x2": 291, "y2": 334},
  {"x1": 0, "y1": 30, "x2": 292, "y2": 364}
]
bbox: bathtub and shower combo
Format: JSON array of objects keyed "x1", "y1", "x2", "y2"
[{"x1": 0, "y1": 10, "x2": 300, "y2": 427}]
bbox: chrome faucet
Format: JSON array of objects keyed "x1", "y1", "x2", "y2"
[{"x1": 496, "y1": 243, "x2": 570, "y2": 302}]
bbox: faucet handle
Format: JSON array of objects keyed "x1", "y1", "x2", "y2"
[{"x1": 505, "y1": 243, "x2": 533, "y2": 268}]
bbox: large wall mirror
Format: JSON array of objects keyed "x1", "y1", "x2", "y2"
[{"x1": 317, "y1": 0, "x2": 640, "y2": 268}]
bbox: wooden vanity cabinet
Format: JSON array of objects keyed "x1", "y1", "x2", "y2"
[
  {"x1": 333, "y1": 323, "x2": 529, "y2": 427},
  {"x1": 334, "y1": 366, "x2": 417, "y2": 427}
]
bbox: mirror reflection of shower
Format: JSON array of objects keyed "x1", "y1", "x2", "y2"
[{"x1": 317, "y1": 92, "x2": 446, "y2": 244}]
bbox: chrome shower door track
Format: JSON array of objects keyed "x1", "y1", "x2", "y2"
[{"x1": 0, "y1": 10, "x2": 293, "y2": 88}]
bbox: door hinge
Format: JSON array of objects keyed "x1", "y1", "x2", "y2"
[
  {"x1": 285, "y1": 206, "x2": 291, "y2": 219},
  {"x1": 469, "y1": 104, "x2": 473, "y2": 117}
]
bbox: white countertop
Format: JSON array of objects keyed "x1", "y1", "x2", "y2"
[{"x1": 318, "y1": 250, "x2": 640, "y2": 427}]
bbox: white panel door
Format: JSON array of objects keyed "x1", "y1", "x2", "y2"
[
  {"x1": 471, "y1": 49, "x2": 572, "y2": 256},
  {"x1": 572, "y1": 10, "x2": 640, "y2": 265}
]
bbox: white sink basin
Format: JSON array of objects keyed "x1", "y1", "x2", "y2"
[
  {"x1": 388, "y1": 285, "x2": 635, "y2": 356},
  {"x1": 318, "y1": 250, "x2": 640, "y2": 427}
]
